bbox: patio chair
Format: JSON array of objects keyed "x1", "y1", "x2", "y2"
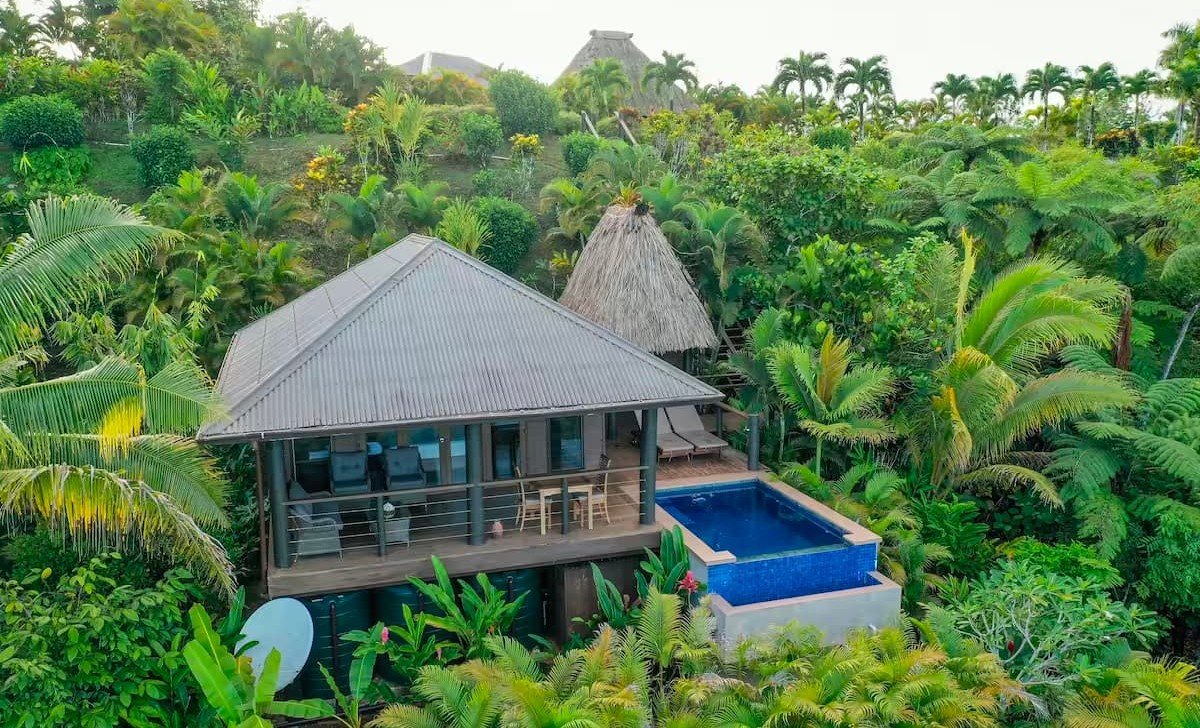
[
  {"x1": 572, "y1": 453, "x2": 611, "y2": 526},
  {"x1": 665, "y1": 406, "x2": 729, "y2": 457},
  {"x1": 383, "y1": 446, "x2": 427, "y2": 507},
  {"x1": 287, "y1": 481, "x2": 342, "y2": 560},
  {"x1": 330, "y1": 450, "x2": 370, "y2": 494},
  {"x1": 634, "y1": 409, "x2": 694, "y2": 461},
  {"x1": 514, "y1": 466, "x2": 545, "y2": 532}
]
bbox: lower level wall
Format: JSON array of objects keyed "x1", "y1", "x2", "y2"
[{"x1": 709, "y1": 571, "x2": 901, "y2": 644}]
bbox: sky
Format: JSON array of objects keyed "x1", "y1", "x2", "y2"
[{"x1": 250, "y1": 0, "x2": 1197, "y2": 99}]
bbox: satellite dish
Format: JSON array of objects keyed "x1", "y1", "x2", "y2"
[{"x1": 236, "y1": 598, "x2": 314, "y2": 691}]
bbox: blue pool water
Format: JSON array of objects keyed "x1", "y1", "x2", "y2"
[{"x1": 658, "y1": 480, "x2": 845, "y2": 558}]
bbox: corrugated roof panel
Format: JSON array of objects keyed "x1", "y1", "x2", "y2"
[{"x1": 199, "y1": 237, "x2": 720, "y2": 442}]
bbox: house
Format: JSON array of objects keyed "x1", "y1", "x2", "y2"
[
  {"x1": 197, "y1": 236, "x2": 751, "y2": 603},
  {"x1": 398, "y1": 51, "x2": 492, "y2": 86}
]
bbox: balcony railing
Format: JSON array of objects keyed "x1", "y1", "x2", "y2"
[{"x1": 276, "y1": 465, "x2": 649, "y2": 567}]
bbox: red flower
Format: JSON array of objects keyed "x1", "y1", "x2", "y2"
[
  {"x1": 1006, "y1": 640, "x2": 1016, "y2": 653},
  {"x1": 381, "y1": 626, "x2": 390, "y2": 645},
  {"x1": 677, "y1": 571, "x2": 700, "y2": 595}
]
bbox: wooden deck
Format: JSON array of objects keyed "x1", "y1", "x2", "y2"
[{"x1": 266, "y1": 439, "x2": 750, "y2": 597}]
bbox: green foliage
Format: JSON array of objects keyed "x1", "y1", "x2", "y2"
[
  {"x1": 487, "y1": 70, "x2": 559, "y2": 137},
  {"x1": 0, "y1": 555, "x2": 201, "y2": 726},
  {"x1": 473, "y1": 196, "x2": 536, "y2": 274},
  {"x1": 704, "y1": 130, "x2": 883, "y2": 252},
  {"x1": 12, "y1": 145, "x2": 92, "y2": 193},
  {"x1": 130, "y1": 125, "x2": 197, "y2": 188},
  {"x1": 933, "y1": 559, "x2": 1160, "y2": 698},
  {"x1": 0, "y1": 94, "x2": 84, "y2": 149},
  {"x1": 459, "y1": 112, "x2": 504, "y2": 166},
  {"x1": 809, "y1": 125, "x2": 854, "y2": 150},
  {"x1": 1001, "y1": 537, "x2": 1123, "y2": 587},
  {"x1": 346, "y1": 606, "x2": 459, "y2": 686},
  {"x1": 915, "y1": 499, "x2": 993, "y2": 578},
  {"x1": 141, "y1": 49, "x2": 190, "y2": 124},
  {"x1": 636, "y1": 526, "x2": 693, "y2": 598},
  {"x1": 1138, "y1": 513, "x2": 1200, "y2": 617},
  {"x1": 407, "y1": 556, "x2": 527, "y2": 660},
  {"x1": 561, "y1": 130, "x2": 602, "y2": 176},
  {"x1": 183, "y1": 602, "x2": 333, "y2": 726}
]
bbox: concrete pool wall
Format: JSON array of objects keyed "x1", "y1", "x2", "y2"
[{"x1": 656, "y1": 472, "x2": 901, "y2": 643}]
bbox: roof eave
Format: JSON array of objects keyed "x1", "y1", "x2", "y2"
[{"x1": 196, "y1": 392, "x2": 723, "y2": 445}]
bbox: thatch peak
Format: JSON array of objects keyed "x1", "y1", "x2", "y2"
[
  {"x1": 559, "y1": 205, "x2": 717, "y2": 355},
  {"x1": 558, "y1": 29, "x2": 695, "y2": 113}
]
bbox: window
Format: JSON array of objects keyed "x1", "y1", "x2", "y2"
[
  {"x1": 549, "y1": 417, "x2": 583, "y2": 472},
  {"x1": 491, "y1": 421, "x2": 521, "y2": 479},
  {"x1": 409, "y1": 428, "x2": 441, "y2": 485},
  {"x1": 447, "y1": 425, "x2": 467, "y2": 483}
]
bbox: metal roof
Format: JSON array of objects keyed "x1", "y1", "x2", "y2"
[{"x1": 198, "y1": 236, "x2": 721, "y2": 443}]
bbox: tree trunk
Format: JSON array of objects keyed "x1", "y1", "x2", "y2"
[
  {"x1": 814, "y1": 438, "x2": 823, "y2": 479},
  {"x1": 1088, "y1": 104, "x2": 1096, "y2": 146},
  {"x1": 1042, "y1": 96, "x2": 1050, "y2": 130},
  {"x1": 1162, "y1": 300, "x2": 1200, "y2": 380},
  {"x1": 858, "y1": 102, "x2": 866, "y2": 142},
  {"x1": 1193, "y1": 102, "x2": 1200, "y2": 144}
]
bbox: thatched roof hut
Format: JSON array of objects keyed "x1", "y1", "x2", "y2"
[
  {"x1": 560, "y1": 203, "x2": 717, "y2": 354},
  {"x1": 558, "y1": 30, "x2": 695, "y2": 113}
]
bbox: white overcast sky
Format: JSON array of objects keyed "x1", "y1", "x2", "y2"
[
  {"x1": 251, "y1": 0, "x2": 1197, "y2": 98},
  {"x1": 16, "y1": 0, "x2": 1197, "y2": 99}
]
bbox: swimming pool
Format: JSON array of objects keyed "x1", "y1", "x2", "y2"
[
  {"x1": 657, "y1": 480, "x2": 845, "y2": 558},
  {"x1": 657, "y1": 477, "x2": 893, "y2": 619}
]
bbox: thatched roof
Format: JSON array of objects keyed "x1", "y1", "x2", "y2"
[
  {"x1": 558, "y1": 30, "x2": 695, "y2": 113},
  {"x1": 560, "y1": 204, "x2": 717, "y2": 354}
]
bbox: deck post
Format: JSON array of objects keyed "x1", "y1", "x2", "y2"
[
  {"x1": 467, "y1": 423, "x2": 485, "y2": 545},
  {"x1": 266, "y1": 440, "x2": 290, "y2": 569},
  {"x1": 747, "y1": 412, "x2": 761, "y2": 471},
  {"x1": 639, "y1": 408, "x2": 657, "y2": 525}
]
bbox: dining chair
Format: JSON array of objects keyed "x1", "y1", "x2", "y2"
[
  {"x1": 572, "y1": 453, "x2": 611, "y2": 526},
  {"x1": 513, "y1": 466, "x2": 545, "y2": 532}
]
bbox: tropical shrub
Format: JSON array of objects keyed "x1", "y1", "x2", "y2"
[
  {"x1": 1138, "y1": 513, "x2": 1200, "y2": 618},
  {"x1": 407, "y1": 556, "x2": 525, "y2": 660},
  {"x1": 932, "y1": 559, "x2": 1160, "y2": 699},
  {"x1": 561, "y1": 130, "x2": 602, "y2": 175},
  {"x1": 1000, "y1": 538, "x2": 1122, "y2": 587},
  {"x1": 809, "y1": 124, "x2": 855, "y2": 150},
  {"x1": 0, "y1": 94, "x2": 85, "y2": 149},
  {"x1": 0, "y1": 555, "x2": 201, "y2": 726},
  {"x1": 459, "y1": 112, "x2": 504, "y2": 166},
  {"x1": 141, "y1": 48, "x2": 190, "y2": 124},
  {"x1": 130, "y1": 126, "x2": 197, "y2": 188},
  {"x1": 12, "y1": 145, "x2": 92, "y2": 193},
  {"x1": 435, "y1": 198, "x2": 492, "y2": 257},
  {"x1": 487, "y1": 70, "x2": 558, "y2": 136},
  {"x1": 473, "y1": 196, "x2": 536, "y2": 274}
]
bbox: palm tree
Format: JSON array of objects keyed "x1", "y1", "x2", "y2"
[
  {"x1": 909, "y1": 234, "x2": 1135, "y2": 502},
  {"x1": 676, "y1": 200, "x2": 760, "y2": 328},
  {"x1": 768, "y1": 329, "x2": 897, "y2": 477},
  {"x1": 326, "y1": 174, "x2": 390, "y2": 244},
  {"x1": 0, "y1": 0, "x2": 40, "y2": 55},
  {"x1": 835, "y1": 55, "x2": 892, "y2": 141},
  {"x1": 580, "y1": 57, "x2": 630, "y2": 117},
  {"x1": 642, "y1": 51, "x2": 698, "y2": 107},
  {"x1": 1023, "y1": 62, "x2": 1075, "y2": 130},
  {"x1": 933, "y1": 73, "x2": 975, "y2": 115},
  {"x1": 38, "y1": 0, "x2": 82, "y2": 56},
  {"x1": 1078, "y1": 62, "x2": 1121, "y2": 145},
  {"x1": 970, "y1": 73, "x2": 1020, "y2": 125},
  {"x1": 538, "y1": 178, "x2": 604, "y2": 247},
  {"x1": 435, "y1": 199, "x2": 491, "y2": 257},
  {"x1": 1159, "y1": 22, "x2": 1199, "y2": 143},
  {"x1": 1123, "y1": 69, "x2": 1158, "y2": 132},
  {"x1": 970, "y1": 158, "x2": 1127, "y2": 257},
  {"x1": 0, "y1": 195, "x2": 234, "y2": 595},
  {"x1": 395, "y1": 180, "x2": 449, "y2": 234},
  {"x1": 373, "y1": 666, "x2": 501, "y2": 727},
  {"x1": 917, "y1": 124, "x2": 1030, "y2": 174},
  {"x1": 1065, "y1": 657, "x2": 1200, "y2": 727},
  {"x1": 215, "y1": 173, "x2": 308, "y2": 240},
  {"x1": 772, "y1": 51, "x2": 834, "y2": 117}
]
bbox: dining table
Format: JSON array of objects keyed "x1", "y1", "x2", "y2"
[{"x1": 536, "y1": 481, "x2": 596, "y2": 535}]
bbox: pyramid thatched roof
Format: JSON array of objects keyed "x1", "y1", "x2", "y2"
[
  {"x1": 558, "y1": 30, "x2": 695, "y2": 113},
  {"x1": 560, "y1": 204, "x2": 717, "y2": 354}
]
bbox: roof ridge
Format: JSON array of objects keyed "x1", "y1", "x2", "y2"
[
  {"x1": 432, "y1": 243, "x2": 719, "y2": 395},
  {"x1": 211, "y1": 237, "x2": 437, "y2": 433}
]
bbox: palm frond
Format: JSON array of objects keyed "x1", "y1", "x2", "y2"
[{"x1": 0, "y1": 464, "x2": 234, "y2": 595}]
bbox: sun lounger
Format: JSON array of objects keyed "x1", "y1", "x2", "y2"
[
  {"x1": 665, "y1": 405, "x2": 729, "y2": 457},
  {"x1": 635, "y1": 409, "x2": 694, "y2": 460}
]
